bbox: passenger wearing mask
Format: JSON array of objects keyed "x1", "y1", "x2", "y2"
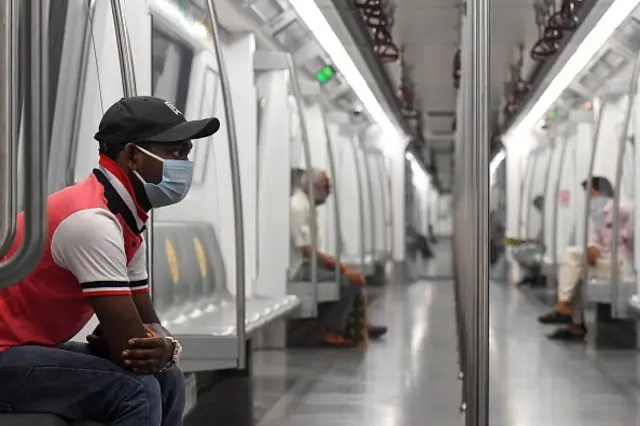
[
  {"x1": 290, "y1": 169, "x2": 388, "y2": 347},
  {"x1": 516, "y1": 195, "x2": 546, "y2": 287},
  {"x1": 0, "y1": 96, "x2": 221, "y2": 425},
  {"x1": 538, "y1": 176, "x2": 632, "y2": 341}
]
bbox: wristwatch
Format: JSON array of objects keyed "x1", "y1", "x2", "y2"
[{"x1": 160, "y1": 337, "x2": 182, "y2": 372}]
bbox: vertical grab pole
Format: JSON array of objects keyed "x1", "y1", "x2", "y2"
[
  {"x1": 0, "y1": 0, "x2": 49, "y2": 286},
  {"x1": 466, "y1": 0, "x2": 490, "y2": 423},
  {"x1": 318, "y1": 99, "x2": 343, "y2": 290},
  {"x1": 375, "y1": 153, "x2": 390, "y2": 260},
  {"x1": 610, "y1": 53, "x2": 640, "y2": 317},
  {"x1": 288, "y1": 56, "x2": 318, "y2": 316},
  {"x1": 111, "y1": 0, "x2": 156, "y2": 301},
  {"x1": 580, "y1": 102, "x2": 607, "y2": 303},
  {"x1": 517, "y1": 157, "x2": 532, "y2": 239},
  {"x1": 551, "y1": 127, "x2": 571, "y2": 283},
  {"x1": 350, "y1": 132, "x2": 367, "y2": 271},
  {"x1": 0, "y1": 0, "x2": 18, "y2": 258},
  {"x1": 204, "y1": 0, "x2": 247, "y2": 366},
  {"x1": 359, "y1": 139, "x2": 377, "y2": 263}
]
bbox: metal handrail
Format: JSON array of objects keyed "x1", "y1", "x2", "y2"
[
  {"x1": 110, "y1": 0, "x2": 158, "y2": 297},
  {"x1": 580, "y1": 101, "x2": 607, "y2": 301},
  {"x1": 360, "y1": 141, "x2": 378, "y2": 261},
  {"x1": 374, "y1": 153, "x2": 390, "y2": 260},
  {"x1": 610, "y1": 53, "x2": 640, "y2": 317},
  {"x1": 287, "y1": 56, "x2": 318, "y2": 317},
  {"x1": 540, "y1": 143, "x2": 555, "y2": 257},
  {"x1": 516, "y1": 157, "x2": 532, "y2": 239},
  {"x1": 551, "y1": 126, "x2": 571, "y2": 281},
  {"x1": 0, "y1": 0, "x2": 49, "y2": 287},
  {"x1": 317, "y1": 98, "x2": 342, "y2": 290},
  {"x1": 0, "y1": 0, "x2": 18, "y2": 258},
  {"x1": 349, "y1": 132, "x2": 367, "y2": 271},
  {"x1": 205, "y1": 0, "x2": 247, "y2": 367},
  {"x1": 524, "y1": 152, "x2": 540, "y2": 239}
]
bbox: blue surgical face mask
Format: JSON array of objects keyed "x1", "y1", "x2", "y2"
[
  {"x1": 589, "y1": 195, "x2": 608, "y2": 214},
  {"x1": 134, "y1": 146, "x2": 194, "y2": 208}
]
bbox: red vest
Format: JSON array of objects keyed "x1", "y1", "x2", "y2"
[{"x1": 0, "y1": 164, "x2": 145, "y2": 350}]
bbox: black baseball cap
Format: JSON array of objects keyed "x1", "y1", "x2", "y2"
[
  {"x1": 94, "y1": 96, "x2": 220, "y2": 150},
  {"x1": 581, "y1": 176, "x2": 614, "y2": 196}
]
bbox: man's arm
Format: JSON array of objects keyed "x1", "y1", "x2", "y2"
[
  {"x1": 52, "y1": 209, "x2": 148, "y2": 363},
  {"x1": 126, "y1": 240, "x2": 167, "y2": 331}
]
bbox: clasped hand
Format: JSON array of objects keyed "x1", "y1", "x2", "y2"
[{"x1": 87, "y1": 325, "x2": 173, "y2": 374}]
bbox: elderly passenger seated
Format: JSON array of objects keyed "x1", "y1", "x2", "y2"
[
  {"x1": 515, "y1": 195, "x2": 546, "y2": 287},
  {"x1": 538, "y1": 176, "x2": 632, "y2": 341},
  {"x1": 290, "y1": 169, "x2": 388, "y2": 347}
]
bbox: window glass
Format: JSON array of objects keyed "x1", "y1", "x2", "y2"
[{"x1": 151, "y1": 26, "x2": 194, "y2": 113}]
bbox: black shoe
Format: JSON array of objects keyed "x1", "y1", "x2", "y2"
[
  {"x1": 547, "y1": 324, "x2": 587, "y2": 342},
  {"x1": 367, "y1": 324, "x2": 388, "y2": 339},
  {"x1": 538, "y1": 311, "x2": 572, "y2": 324}
]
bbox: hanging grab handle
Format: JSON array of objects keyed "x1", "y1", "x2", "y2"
[{"x1": 0, "y1": 0, "x2": 50, "y2": 287}]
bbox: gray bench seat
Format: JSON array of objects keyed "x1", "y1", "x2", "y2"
[{"x1": 586, "y1": 277, "x2": 635, "y2": 303}]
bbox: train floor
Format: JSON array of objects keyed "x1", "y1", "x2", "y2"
[
  {"x1": 253, "y1": 276, "x2": 462, "y2": 424},
  {"x1": 249, "y1": 247, "x2": 640, "y2": 425},
  {"x1": 491, "y1": 280, "x2": 640, "y2": 425}
]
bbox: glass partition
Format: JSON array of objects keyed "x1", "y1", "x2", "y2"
[{"x1": 525, "y1": 147, "x2": 550, "y2": 241}]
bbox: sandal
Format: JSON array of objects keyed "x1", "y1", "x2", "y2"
[{"x1": 547, "y1": 324, "x2": 587, "y2": 341}]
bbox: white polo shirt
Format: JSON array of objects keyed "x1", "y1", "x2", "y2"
[{"x1": 290, "y1": 188, "x2": 313, "y2": 278}]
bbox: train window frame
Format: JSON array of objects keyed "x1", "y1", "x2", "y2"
[
  {"x1": 190, "y1": 66, "x2": 218, "y2": 184},
  {"x1": 151, "y1": 21, "x2": 194, "y2": 114}
]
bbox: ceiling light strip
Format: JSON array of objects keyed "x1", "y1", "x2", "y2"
[
  {"x1": 288, "y1": 0, "x2": 398, "y2": 136},
  {"x1": 505, "y1": 0, "x2": 640, "y2": 140}
]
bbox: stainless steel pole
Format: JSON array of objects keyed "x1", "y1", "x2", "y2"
[
  {"x1": 551, "y1": 127, "x2": 571, "y2": 279},
  {"x1": 0, "y1": 0, "x2": 49, "y2": 286},
  {"x1": 349, "y1": 132, "x2": 367, "y2": 271},
  {"x1": 317, "y1": 99, "x2": 342, "y2": 290},
  {"x1": 110, "y1": 0, "x2": 157, "y2": 308},
  {"x1": 288, "y1": 56, "x2": 319, "y2": 316},
  {"x1": 580, "y1": 102, "x2": 607, "y2": 301},
  {"x1": 610, "y1": 52, "x2": 640, "y2": 316},
  {"x1": 467, "y1": 0, "x2": 490, "y2": 424},
  {"x1": 0, "y1": 0, "x2": 18, "y2": 258},
  {"x1": 205, "y1": 0, "x2": 247, "y2": 367}
]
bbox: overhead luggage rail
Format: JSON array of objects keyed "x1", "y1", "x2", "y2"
[{"x1": 0, "y1": 0, "x2": 50, "y2": 287}]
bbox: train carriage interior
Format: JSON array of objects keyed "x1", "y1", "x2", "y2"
[{"x1": 6, "y1": 0, "x2": 640, "y2": 425}]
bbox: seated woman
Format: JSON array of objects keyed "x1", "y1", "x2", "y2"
[{"x1": 538, "y1": 176, "x2": 632, "y2": 341}]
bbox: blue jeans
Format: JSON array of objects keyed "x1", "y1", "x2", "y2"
[{"x1": 0, "y1": 342, "x2": 186, "y2": 426}]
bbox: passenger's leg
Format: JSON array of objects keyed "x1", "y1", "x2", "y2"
[
  {"x1": 547, "y1": 255, "x2": 614, "y2": 341},
  {"x1": 538, "y1": 246, "x2": 584, "y2": 324},
  {"x1": 61, "y1": 341, "x2": 186, "y2": 426},
  {"x1": 154, "y1": 367, "x2": 187, "y2": 426},
  {"x1": 0, "y1": 344, "x2": 162, "y2": 426}
]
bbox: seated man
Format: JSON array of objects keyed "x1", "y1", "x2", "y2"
[
  {"x1": 538, "y1": 176, "x2": 631, "y2": 341},
  {"x1": 0, "y1": 96, "x2": 221, "y2": 425},
  {"x1": 290, "y1": 169, "x2": 388, "y2": 347},
  {"x1": 515, "y1": 195, "x2": 546, "y2": 287}
]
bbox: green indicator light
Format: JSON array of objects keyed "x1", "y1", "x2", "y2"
[{"x1": 316, "y1": 65, "x2": 336, "y2": 84}]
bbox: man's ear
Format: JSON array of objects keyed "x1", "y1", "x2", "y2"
[{"x1": 122, "y1": 143, "x2": 143, "y2": 171}]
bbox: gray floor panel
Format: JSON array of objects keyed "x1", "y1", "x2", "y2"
[
  {"x1": 255, "y1": 277, "x2": 463, "y2": 426},
  {"x1": 253, "y1": 247, "x2": 640, "y2": 425}
]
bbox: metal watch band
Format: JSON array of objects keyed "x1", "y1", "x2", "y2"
[{"x1": 159, "y1": 337, "x2": 182, "y2": 372}]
